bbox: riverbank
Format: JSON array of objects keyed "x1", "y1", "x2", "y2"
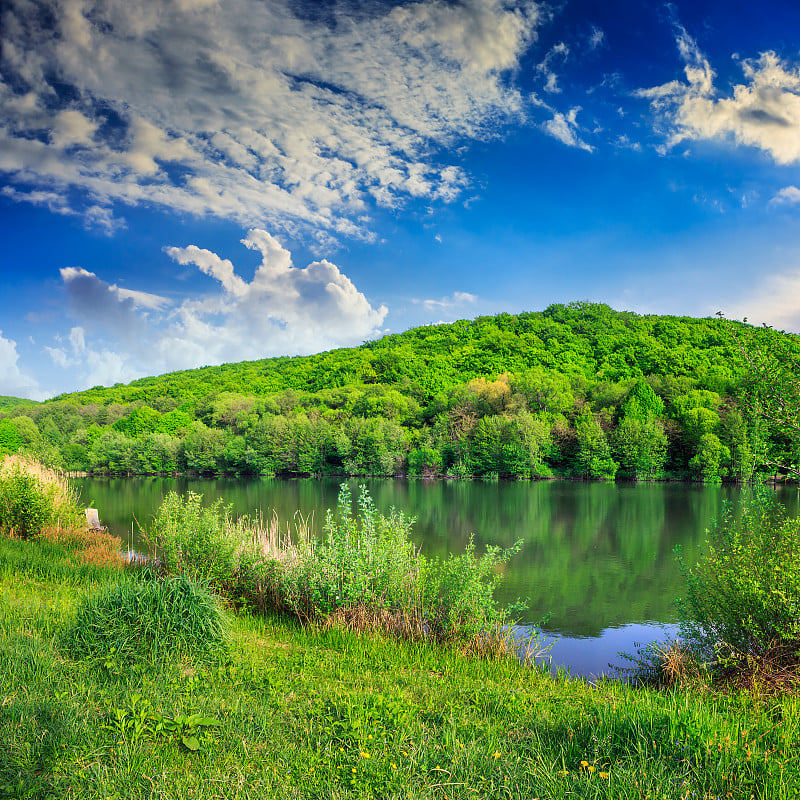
[{"x1": 2, "y1": 533, "x2": 799, "y2": 799}]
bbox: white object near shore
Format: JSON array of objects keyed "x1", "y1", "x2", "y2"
[{"x1": 85, "y1": 507, "x2": 102, "y2": 530}]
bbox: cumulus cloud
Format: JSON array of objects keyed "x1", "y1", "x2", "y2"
[
  {"x1": 45, "y1": 325, "x2": 139, "y2": 388},
  {"x1": 771, "y1": 186, "x2": 800, "y2": 205},
  {"x1": 46, "y1": 229, "x2": 388, "y2": 389},
  {"x1": 0, "y1": 0, "x2": 542, "y2": 241},
  {"x1": 636, "y1": 25, "x2": 800, "y2": 164},
  {"x1": 0, "y1": 332, "x2": 42, "y2": 399},
  {"x1": 59, "y1": 267, "x2": 166, "y2": 341}
]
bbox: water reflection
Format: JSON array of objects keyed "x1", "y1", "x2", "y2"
[{"x1": 74, "y1": 477, "x2": 799, "y2": 676}]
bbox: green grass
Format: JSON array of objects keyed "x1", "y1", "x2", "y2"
[
  {"x1": 2, "y1": 535, "x2": 800, "y2": 799},
  {"x1": 62, "y1": 573, "x2": 230, "y2": 667}
]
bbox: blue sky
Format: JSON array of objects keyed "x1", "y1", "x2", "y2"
[{"x1": 2, "y1": 0, "x2": 800, "y2": 399}]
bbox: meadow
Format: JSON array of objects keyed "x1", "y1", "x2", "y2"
[{"x1": 2, "y1": 455, "x2": 800, "y2": 799}]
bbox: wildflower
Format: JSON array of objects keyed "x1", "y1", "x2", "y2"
[
  {"x1": 580, "y1": 760, "x2": 589, "y2": 768},
  {"x1": 360, "y1": 752, "x2": 370, "y2": 759},
  {"x1": 599, "y1": 772, "x2": 609, "y2": 779},
  {"x1": 558, "y1": 770, "x2": 569, "y2": 776},
  {"x1": 587, "y1": 765, "x2": 596, "y2": 773},
  {"x1": 494, "y1": 752, "x2": 501, "y2": 758}
]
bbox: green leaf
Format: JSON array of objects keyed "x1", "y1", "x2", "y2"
[{"x1": 182, "y1": 735, "x2": 200, "y2": 751}]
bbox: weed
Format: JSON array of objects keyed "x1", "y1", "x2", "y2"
[{"x1": 146, "y1": 483, "x2": 526, "y2": 649}]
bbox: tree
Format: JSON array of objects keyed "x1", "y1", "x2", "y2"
[
  {"x1": 575, "y1": 412, "x2": 618, "y2": 480},
  {"x1": 612, "y1": 417, "x2": 668, "y2": 480},
  {"x1": 0, "y1": 420, "x2": 22, "y2": 455}
]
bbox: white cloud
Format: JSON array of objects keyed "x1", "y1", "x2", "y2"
[
  {"x1": 726, "y1": 268, "x2": 800, "y2": 332},
  {"x1": 0, "y1": 331, "x2": 43, "y2": 400},
  {"x1": 416, "y1": 291, "x2": 478, "y2": 312},
  {"x1": 0, "y1": 0, "x2": 542, "y2": 241},
  {"x1": 588, "y1": 26, "x2": 605, "y2": 51},
  {"x1": 46, "y1": 229, "x2": 388, "y2": 390},
  {"x1": 537, "y1": 42, "x2": 569, "y2": 94},
  {"x1": 541, "y1": 107, "x2": 593, "y2": 152},
  {"x1": 637, "y1": 25, "x2": 800, "y2": 164},
  {"x1": 771, "y1": 186, "x2": 800, "y2": 205}
]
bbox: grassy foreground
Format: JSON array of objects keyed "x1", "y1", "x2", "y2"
[{"x1": 2, "y1": 536, "x2": 800, "y2": 800}]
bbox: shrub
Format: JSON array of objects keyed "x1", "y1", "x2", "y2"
[
  {"x1": 63, "y1": 574, "x2": 229, "y2": 666},
  {"x1": 278, "y1": 484, "x2": 421, "y2": 618},
  {"x1": 147, "y1": 491, "x2": 242, "y2": 586},
  {"x1": 145, "y1": 484, "x2": 525, "y2": 649},
  {"x1": 676, "y1": 490, "x2": 800, "y2": 677},
  {"x1": 0, "y1": 456, "x2": 80, "y2": 539},
  {"x1": 419, "y1": 535, "x2": 522, "y2": 642}
]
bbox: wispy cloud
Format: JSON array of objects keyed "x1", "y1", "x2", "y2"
[
  {"x1": 45, "y1": 229, "x2": 388, "y2": 390},
  {"x1": 0, "y1": 0, "x2": 542, "y2": 242},
  {"x1": 415, "y1": 291, "x2": 478, "y2": 312},
  {"x1": 537, "y1": 42, "x2": 569, "y2": 94},
  {"x1": 636, "y1": 23, "x2": 800, "y2": 164},
  {"x1": 541, "y1": 107, "x2": 594, "y2": 152}
]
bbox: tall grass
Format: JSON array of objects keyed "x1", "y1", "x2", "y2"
[
  {"x1": 62, "y1": 573, "x2": 229, "y2": 666},
  {"x1": 146, "y1": 483, "x2": 528, "y2": 650}
]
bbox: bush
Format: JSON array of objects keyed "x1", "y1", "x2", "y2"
[
  {"x1": 147, "y1": 491, "x2": 242, "y2": 586},
  {"x1": 420, "y1": 534, "x2": 522, "y2": 642},
  {"x1": 280, "y1": 484, "x2": 420, "y2": 618},
  {"x1": 676, "y1": 490, "x2": 800, "y2": 675},
  {"x1": 0, "y1": 456, "x2": 80, "y2": 539},
  {"x1": 63, "y1": 574, "x2": 229, "y2": 666},
  {"x1": 145, "y1": 484, "x2": 525, "y2": 649}
]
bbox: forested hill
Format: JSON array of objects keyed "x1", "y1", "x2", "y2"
[
  {"x1": 0, "y1": 396, "x2": 36, "y2": 411},
  {"x1": 53, "y1": 303, "x2": 741, "y2": 406},
  {"x1": 0, "y1": 303, "x2": 793, "y2": 482}
]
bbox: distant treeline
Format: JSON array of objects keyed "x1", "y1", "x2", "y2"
[{"x1": 1, "y1": 303, "x2": 795, "y2": 482}]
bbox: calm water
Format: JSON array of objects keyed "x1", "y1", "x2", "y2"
[{"x1": 74, "y1": 476, "x2": 800, "y2": 679}]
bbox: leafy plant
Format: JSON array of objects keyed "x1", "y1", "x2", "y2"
[
  {"x1": 676, "y1": 489, "x2": 800, "y2": 672},
  {"x1": 101, "y1": 693, "x2": 221, "y2": 751}
]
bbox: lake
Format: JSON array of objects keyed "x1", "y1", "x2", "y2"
[{"x1": 73, "y1": 476, "x2": 800, "y2": 679}]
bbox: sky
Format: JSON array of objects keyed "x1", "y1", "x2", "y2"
[{"x1": 2, "y1": 0, "x2": 800, "y2": 400}]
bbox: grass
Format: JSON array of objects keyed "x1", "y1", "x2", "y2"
[
  {"x1": 2, "y1": 534, "x2": 800, "y2": 799},
  {"x1": 62, "y1": 573, "x2": 230, "y2": 667}
]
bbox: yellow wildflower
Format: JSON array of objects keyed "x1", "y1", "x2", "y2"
[{"x1": 599, "y1": 771, "x2": 609, "y2": 779}]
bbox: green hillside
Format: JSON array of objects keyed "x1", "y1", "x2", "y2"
[
  {"x1": 0, "y1": 395, "x2": 36, "y2": 411},
  {"x1": 52, "y1": 303, "x2": 743, "y2": 406},
  {"x1": 1, "y1": 303, "x2": 794, "y2": 481}
]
